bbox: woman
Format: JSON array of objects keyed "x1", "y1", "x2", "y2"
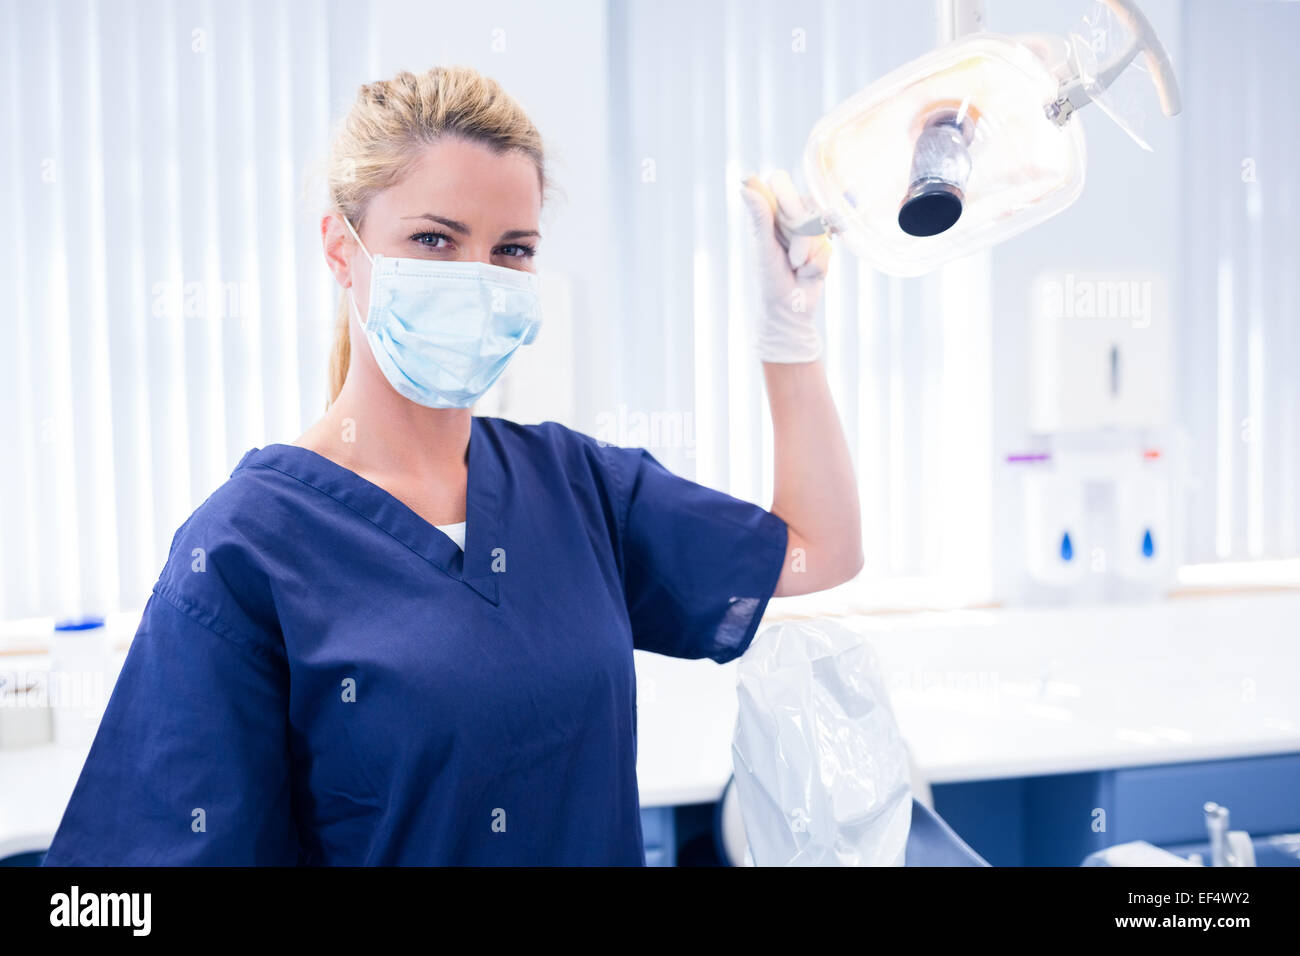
[{"x1": 43, "y1": 66, "x2": 861, "y2": 866}]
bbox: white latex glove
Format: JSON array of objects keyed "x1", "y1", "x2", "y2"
[{"x1": 739, "y1": 170, "x2": 832, "y2": 363}]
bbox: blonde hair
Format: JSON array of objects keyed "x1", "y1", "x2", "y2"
[{"x1": 325, "y1": 66, "x2": 548, "y2": 405}]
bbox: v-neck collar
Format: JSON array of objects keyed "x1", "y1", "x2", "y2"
[{"x1": 236, "y1": 416, "x2": 501, "y2": 605}]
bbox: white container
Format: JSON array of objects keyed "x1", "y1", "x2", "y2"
[
  {"x1": 1028, "y1": 271, "x2": 1171, "y2": 432},
  {"x1": 0, "y1": 669, "x2": 53, "y2": 749},
  {"x1": 49, "y1": 621, "x2": 113, "y2": 748},
  {"x1": 1113, "y1": 472, "x2": 1172, "y2": 583},
  {"x1": 1022, "y1": 471, "x2": 1088, "y2": 588}
]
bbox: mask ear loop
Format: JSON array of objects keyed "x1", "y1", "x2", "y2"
[{"x1": 341, "y1": 214, "x2": 374, "y2": 324}]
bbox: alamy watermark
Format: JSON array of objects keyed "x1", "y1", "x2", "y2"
[
  {"x1": 1040, "y1": 273, "x2": 1153, "y2": 328},
  {"x1": 151, "y1": 278, "x2": 259, "y2": 321},
  {"x1": 594, "y1": 404, "x2": 696, "y2": 457}
]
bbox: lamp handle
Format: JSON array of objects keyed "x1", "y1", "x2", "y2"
[{"x1": 1050, "y1": 0, "x2": 1181, "y2": 124}]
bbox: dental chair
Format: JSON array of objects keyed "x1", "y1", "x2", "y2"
[{"x1": 714, "y1": 775, "x2": 990, "y2": 867}]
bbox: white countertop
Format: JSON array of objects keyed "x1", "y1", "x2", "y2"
[
  {"x1": 4, "y1": 590, "x2": 1299, "y2": 854},
  {"x1": 0, "y1": 744, "x2": 94, "y2": 858},
  {"x1": 635, "y1": 590, "x2": 1300, "y2": 803},
  {"x1": 864, "y1": 592, "x2": 1300, "y2": 783}
]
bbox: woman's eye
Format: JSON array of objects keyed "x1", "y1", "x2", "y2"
[
  {"x1": 411, "y1": 232, "x2": 452, "y2": 249},
  {"x1": 496, "y1": 244, "x2": 536, "y2": 259}
]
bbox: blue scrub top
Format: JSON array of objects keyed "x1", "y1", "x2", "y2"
[{"x1": 42, "y1": 416, "x2": 788, "y2": 865}]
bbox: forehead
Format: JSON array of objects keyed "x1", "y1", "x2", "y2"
[{"x1": 371, "y1": 137, "x2": 542, "y2": 226}]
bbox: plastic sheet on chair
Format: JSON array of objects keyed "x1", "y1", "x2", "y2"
[{"x1": 731, "y1": 619, "x2": 912, "y2": 866}]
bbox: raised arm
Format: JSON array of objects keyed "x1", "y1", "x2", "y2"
[{"x1": 740, "y1": 171, "x2": 864, "y2": 597}]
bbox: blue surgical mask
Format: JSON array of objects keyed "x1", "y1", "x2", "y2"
[{"x1": 343, "y1": 216, "x2": 541, "y2": 409}]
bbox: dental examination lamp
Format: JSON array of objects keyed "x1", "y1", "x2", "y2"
[{"x1": 775, "y1": 0, "x2": 1182, "y2": 277}]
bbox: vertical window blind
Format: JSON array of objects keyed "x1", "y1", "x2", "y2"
[
  {"x1": 1, "y1": 0, "x2": 374, "y2": 620},
  {"x1": 1178, "y1": 0, "x2": 1300, "y2": 565}
]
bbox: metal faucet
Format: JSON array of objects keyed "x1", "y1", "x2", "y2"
[{"x1": 1203, "y1": 802, "x2": 1243, "y2": 867}]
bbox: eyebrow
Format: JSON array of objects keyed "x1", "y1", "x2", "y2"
[{"x1": 400, "y1": 214, "x2": 540, "y2": 242}]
